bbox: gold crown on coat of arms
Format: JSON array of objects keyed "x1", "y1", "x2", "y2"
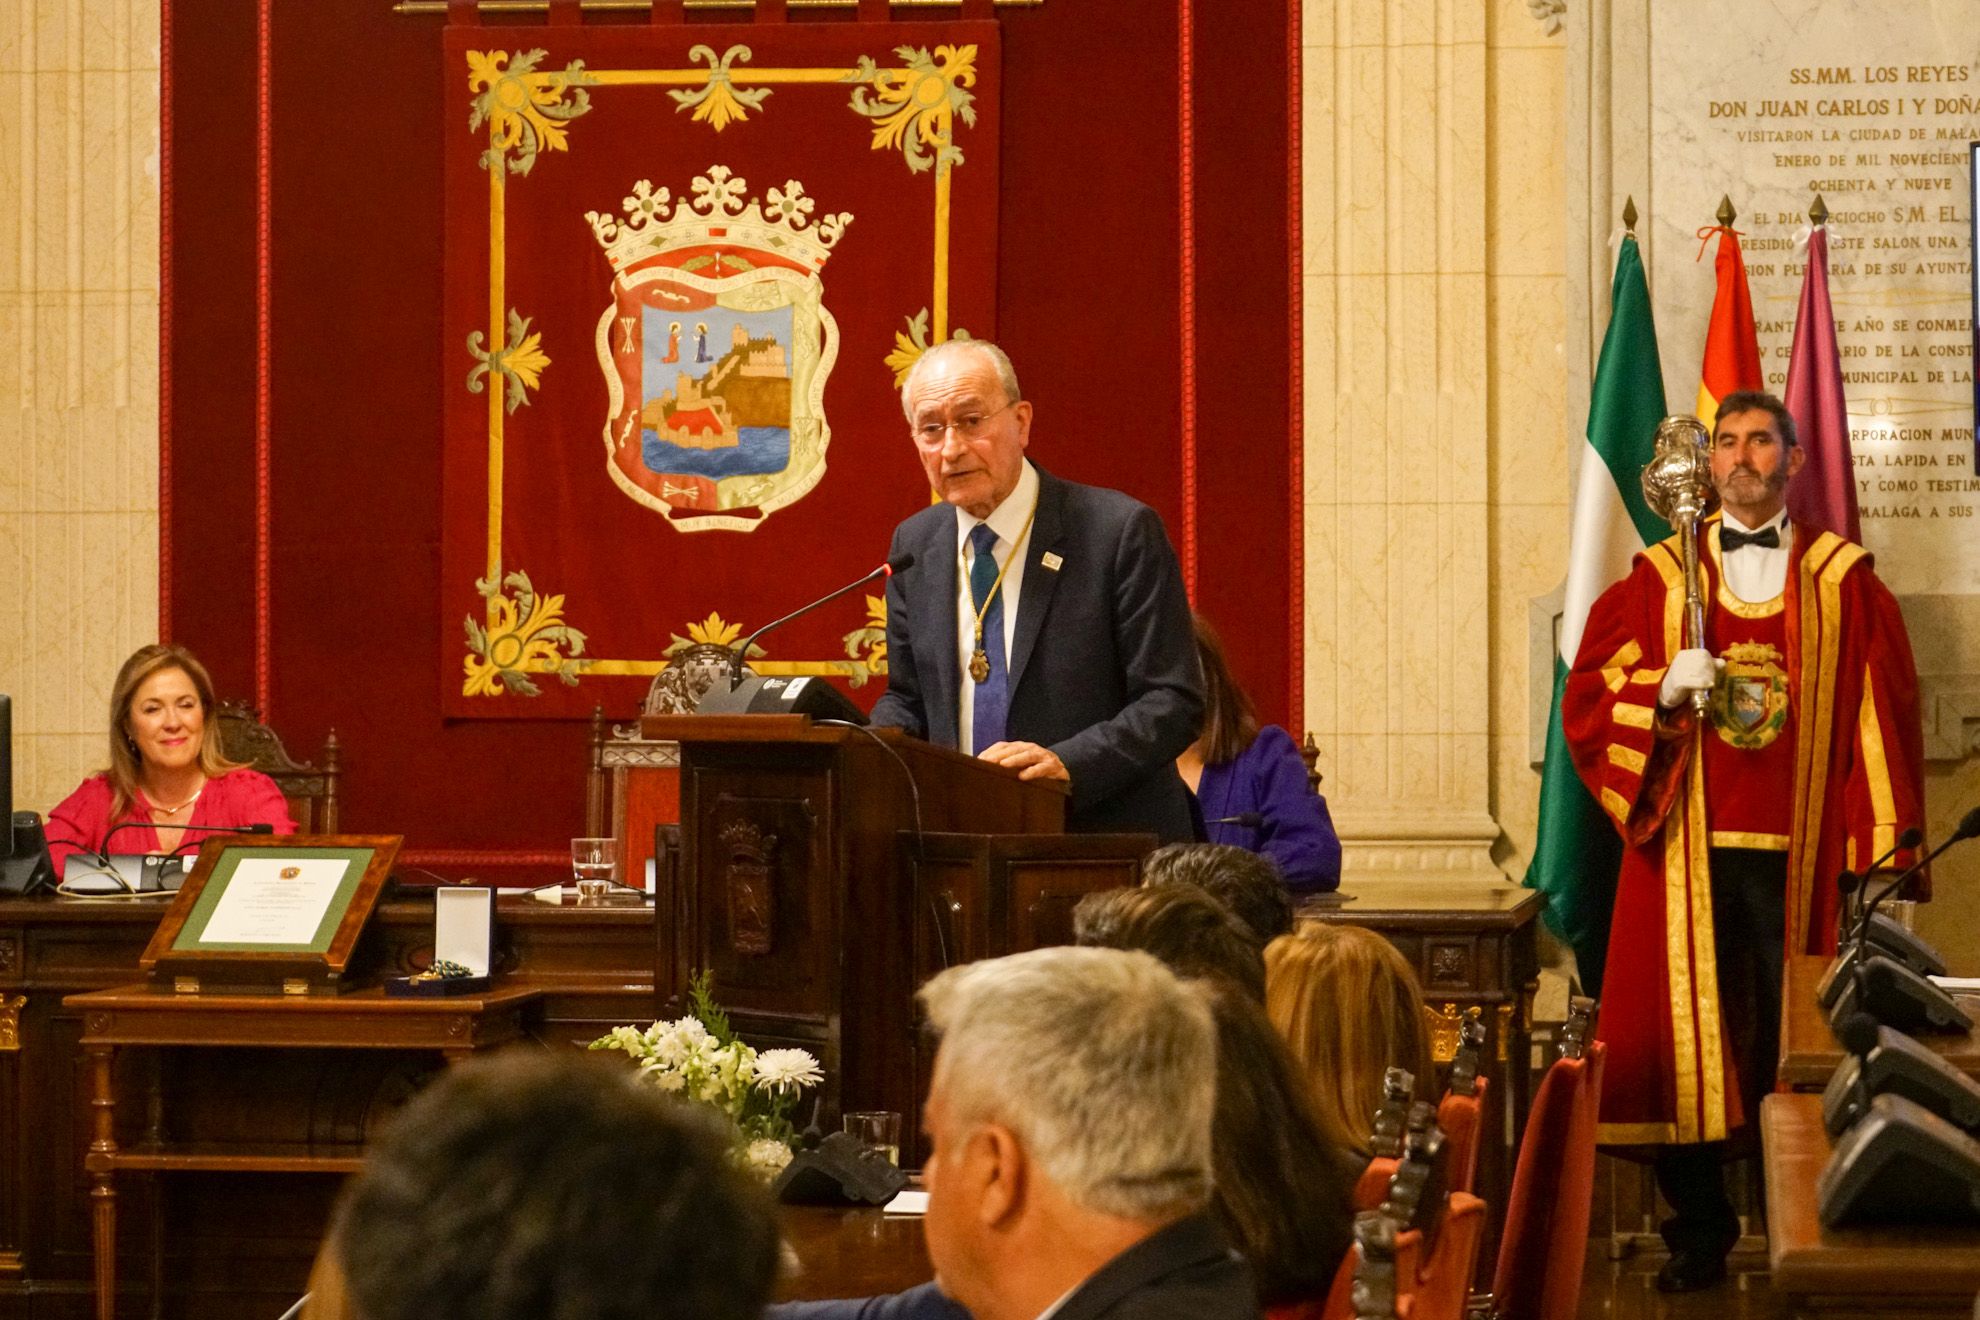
[{"x1": 585, "y1": 165, "x2": 853, "y2": 277}]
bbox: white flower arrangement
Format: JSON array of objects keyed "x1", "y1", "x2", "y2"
[{"x1": 591, "y1": 971, "x2": 823, "y2": 1178}]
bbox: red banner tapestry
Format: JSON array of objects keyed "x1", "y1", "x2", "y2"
[{"x1": 442, "y1": 20, "x2": 1000, "y2": 718}]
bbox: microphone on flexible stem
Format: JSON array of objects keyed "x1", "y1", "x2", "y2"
[
  {"x1": 1837, "y1": 825, "x2": 1924, "y2": 937},
  {"x1": 728, "y1": 554, "x2": 917, "y2": 692},
  {"x1": 1821, "y1": 826, "x2": 1935, "y2": 1009},
  {"x1": 1837, "y1": 869, "x2": 1862, "y2": 936},
  {"x1": 97, "y1": 819, "x2": 274, "y2": 862},
  {"x1": 1207, "y1": 812, "x2": 1264, "y2": 829},
  {"x1": 1858, "y1": 814, "x2": 1977, "y2": 942},
  {"x1": 1837, "y1": 1011, "x2": 1883, "y2": 1120}
]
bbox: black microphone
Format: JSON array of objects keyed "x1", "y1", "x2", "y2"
[
  {"x1": 1838, "y1": 826, "x2": 1924, "y2": 937},
  {"x1": 97, "y1": 819, "x2": 275, "y2": 861},
  {"x1": 1858, "y1": 816, "x2": 1975, "y2": 942},
  {"x1": 1208, "y1": 812, "x2": 1264, "y2": 828},
  {"x1": 729, "y1": 554, "x2": 916, "y2": 691}
]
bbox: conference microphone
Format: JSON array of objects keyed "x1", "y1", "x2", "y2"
[
  {"x1": 727, "y1": 554, "x2": 917, "y2": 692},
  {"x1": 1857, "y1": 809, "x2": 1980, "y2": 943},
  {"x1": 98, "y1": 819, "x2": 275, "y2": 860},
  {"x1": 1207, "y1": 812, "x2": 1264, "y2": 829},
  {"x1": 1841, "y1": 826, "x2": 1925, "y2": 933}
]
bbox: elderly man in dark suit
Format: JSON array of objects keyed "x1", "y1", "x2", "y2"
[
  {"x1": 770, "y1": 947, "x2": 1259, "y2": 1320},
  {"x1": 868, "y1": 339, "x2": 1204, "y2": 842}
]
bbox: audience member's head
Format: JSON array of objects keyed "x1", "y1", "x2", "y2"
[
  {"x1": 333, "y1": 1050, "x2": 777, "y2": 1320},
  {"x1": 1264, "y1": 923, "x2": 1432, "y2": 1155},
  {"x1": 1141, "y1": 842, "x2": 1295, "y2": 944},
  {"x1": 918, "y1": 947, "x2": 1218, "y2": 1320},
  {"x1": 1199, "y1": 978, "x2": 1358, "y2": 1307},
  {"x1": 1071, "y1": 882, "x2": 1266, "y2": 1000}
]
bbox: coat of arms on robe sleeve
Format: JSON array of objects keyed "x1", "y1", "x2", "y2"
[{"x1": 587, "y1": 167, "x2": 851, "y2": 533}]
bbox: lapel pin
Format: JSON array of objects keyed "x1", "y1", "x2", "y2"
[{"x1": 1041, "y1": 552, "x2": 1064, "y2": 572}]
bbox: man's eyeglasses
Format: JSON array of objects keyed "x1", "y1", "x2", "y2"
[{"x1": 913, "y1": 400, "x2": 1017, "y2": 447}]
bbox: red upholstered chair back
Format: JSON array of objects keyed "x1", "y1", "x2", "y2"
[
  {"x1": 1302, "y1": 1223, "x2": 1423, "y2": 1320},
  {"x1": 1353, "y1": 1156, "x2": 1398, "y2": 1211},
  {"x1": 1488, "y1": 1039, "x2": 1607, "y2": 1320},
  {"x1": 1408, "y1": 1191, "x2": 1487, "y2": 1320},
  {"x1": 1435, "y1": 1076, "x2": 1488, "y2": 1196}
]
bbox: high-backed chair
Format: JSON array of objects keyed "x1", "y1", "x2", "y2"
[
  {"x1": 1437, "y1": 1009, "x2": 1490, "y2": 1197},
  {"x1": 1300, "y1": 730, "x2": 1326, "y2": 793},
  {"x1": 215, "y1": 701, "x2": 339, "y2": 832},
  {"x1": 1483, "y1": 1000, "x2": 1607, "y2": 1320},
  {"x1": 1332, "y1": 1115, "x2": 1485, "y2": 1320},
  {"x1": 1355, "y1": 1065, "x2": 1419, "y2": 1211}
]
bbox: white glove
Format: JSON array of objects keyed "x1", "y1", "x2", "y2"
[{"x1": 1659, "y1": 649, "x2": 1722, "y2": 709}]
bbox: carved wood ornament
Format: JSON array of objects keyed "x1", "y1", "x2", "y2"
[{"x1": 720, "y1": 819, "x2": 779, "y2": 957}]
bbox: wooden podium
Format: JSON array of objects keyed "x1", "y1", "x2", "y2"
[{"x1": 643, "y1": 714, "x2": 1152, "y2": 1156}]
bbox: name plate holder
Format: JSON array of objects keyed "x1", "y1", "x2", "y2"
[{"x1": 138, "y1": 834, "x2": 403, "y2": 995}]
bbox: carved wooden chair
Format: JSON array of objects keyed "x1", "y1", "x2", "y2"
[
  {"x1": 214, "y1": 702, "x2": 339, "y2": 833},
  {"x1": 1437, "y1": 1008, "x2": 1491, "y2": 1197},
  {"x1": 1300, "y1": 731, "x2": 1326, "y2": 793},
  {"x1": 1328, "y1": 1109, "x2": 1486, "y2": 1320}
]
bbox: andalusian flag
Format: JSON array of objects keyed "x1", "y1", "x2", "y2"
[
  {"x1": 1695, "y1": 217, "x2": 1764, "y2": 432},
  {"x1": 1525, "y1": 233, "x2": 1667, "y2": 995}
]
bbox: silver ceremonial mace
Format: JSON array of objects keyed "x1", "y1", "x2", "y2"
[{"x1": 1640, "y1": 415, "x2": 1717, "y2": 717}]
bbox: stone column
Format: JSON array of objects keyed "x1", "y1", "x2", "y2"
[
  {"x1": 0, "y1": 0, "x2": 161, "y2": 811},
  {"x1": 1302, "y1": 0, "x2": 1502, "y2": 882}
]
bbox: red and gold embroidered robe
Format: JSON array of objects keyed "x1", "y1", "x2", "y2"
[{"x1": 1562, "y1": 519, "x2": 1924, "y2": 1146}]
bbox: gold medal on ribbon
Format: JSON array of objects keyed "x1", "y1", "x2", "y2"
[{"x1": 970, "y1": 649, "x2": 991, "y2": 683}]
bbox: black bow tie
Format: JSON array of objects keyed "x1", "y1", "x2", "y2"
[{"x1": 1721, "y1": 525, "x2": 1781, "y2": 553}]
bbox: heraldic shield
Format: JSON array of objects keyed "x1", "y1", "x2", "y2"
[
  {"x1": 589, "y1": 167, "x2": 850, "y2": 532},
  {"x1": 1712, "y1": 640, "x2": 1790, "y2": 749}
]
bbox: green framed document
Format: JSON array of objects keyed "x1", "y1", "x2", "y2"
[{"x1": 140, "y1": 835, "x2": 403, "y2": 995}]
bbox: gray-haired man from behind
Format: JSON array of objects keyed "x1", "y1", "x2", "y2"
[{"x1": 918, "y1": 946, "x2": 1260, "y2": 1320}]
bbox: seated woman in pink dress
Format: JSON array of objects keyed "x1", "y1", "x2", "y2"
[{"x1": 45, "y1": 645, "x2": 296, "y2": 875}]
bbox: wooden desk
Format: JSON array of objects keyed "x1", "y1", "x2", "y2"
[
  {"x1": 0, "y1": 895, "x2": 632, "y2": 1320},
  {"x1": 1763, "y1": 1091, "x2": 1980, "y2": 1315},
  {"x1": 779, "y1": 1205, "x2": 932, "y2": 1301},
  {"x1": 66, "y1": 982, "x2": 540, "y2": 1320},
  {"x1": 1778, "y1": 954, "x2": 1980, "y2": 1089},
  {"x1": 1297, "y1": 881, "x2": 1542, "y2": 1278}
]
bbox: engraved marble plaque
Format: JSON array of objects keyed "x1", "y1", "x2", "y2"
[{"x1": 1649, "y1": 0, "x2": 1978, "y2": 594}]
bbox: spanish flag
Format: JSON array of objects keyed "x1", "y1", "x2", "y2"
[{"x1": 1695, "y1": 213, "x2": 1764, "y2": 433}]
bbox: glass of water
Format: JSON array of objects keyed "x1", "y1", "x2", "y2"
[
  {"x1": 571, "y1": 838, "x2": 619, "y2": 898},
  {"x1": 843, "y1": 1111, "x2": 902, "y2": 1166}
]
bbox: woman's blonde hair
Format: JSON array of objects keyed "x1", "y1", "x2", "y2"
[
  {"x1": 106, "y1": 644, "x2": 243, "y2": 822},
  {"x1": 1264, "y1": 923, "x2": 1433, "y2": 1156}
]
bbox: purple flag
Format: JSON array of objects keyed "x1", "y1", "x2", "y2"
[{"x1": 1784, "y1": 225, "x2": 1860, "y2": 542}]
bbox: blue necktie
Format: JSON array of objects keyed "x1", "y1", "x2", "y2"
[{"x1": 968, "y1": 523, "x2": 1009, "y2": 753}]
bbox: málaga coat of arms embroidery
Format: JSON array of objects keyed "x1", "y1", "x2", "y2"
[
  {"x1": 1711, "y1": 640, "x2": 1790, "y2": 750},
  {"x1": 587, "y1": 167, "x2": 852, "y2": 532}
]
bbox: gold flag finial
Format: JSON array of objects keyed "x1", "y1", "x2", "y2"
[
  {"x1": 1716, "y1": 195, "x2": 1737, "y2": 227},
  {"x1": 1809, "y1": 193, "x2": 1829, "y2": 226},
  {"x1": 1622, "y1": 196, "x2": 1639, "y2": 233}
]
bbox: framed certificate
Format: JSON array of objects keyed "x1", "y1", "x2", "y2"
[{"x1": 140, "y1": 835, "x2": 403, "y2": 994}]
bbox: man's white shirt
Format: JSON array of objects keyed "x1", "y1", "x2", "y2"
[
  {"x1": 954, "y1": 459, "x2": 1039, "y2": 751},
  {"x1": 1718, "y1": 506, "x2": 1790, "y2": 604}
]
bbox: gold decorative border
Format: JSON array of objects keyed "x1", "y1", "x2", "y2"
[{"x1": 462, "y1": 41, "x2": 980, "y2": 696}]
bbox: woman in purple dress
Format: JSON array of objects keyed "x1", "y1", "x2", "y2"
[{"x1": 1177, "y1": 615, "x2": 1341, "y2": 893}]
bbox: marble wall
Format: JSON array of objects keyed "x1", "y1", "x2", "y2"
[
  {"x1": 0, "y1": 0, "x2": 161, "y2": 815},
  {"x1": 1302, "y1": 0, "x2": 1569, "y2": 882}
]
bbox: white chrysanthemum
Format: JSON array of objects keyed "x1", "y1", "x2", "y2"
[
  {"x1": 742, "y1": 1137, "x2": 794, "y2": 1179},
  {"x1": 753, "y1": 1048, "x2": 823, "y2": 1095}
]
